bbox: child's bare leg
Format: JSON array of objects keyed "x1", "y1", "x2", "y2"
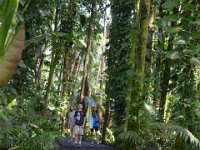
[
  {"x1": 96, "y1": 131, "x2": 100, "y2": 144},
  {"x1": 74, "y1": 134, "x2": 78, "y2": 144},
  {"x1": 79, "y1": 135, "x2": 82, "y2": 144}
]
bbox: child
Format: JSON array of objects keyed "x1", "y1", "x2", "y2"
[
  {"x1": 68, "y1": 105, "x2": 76, "y2": 143},
  {"x1": 73, "y1": 103, "x2": 86, "y2": 146},
  {"x1": 90, "y1": 106, "x2": 100, "y2": 144}
]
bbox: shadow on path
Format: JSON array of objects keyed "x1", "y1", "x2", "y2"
[{"x1": 56, "y1": 137, "x2": 116, "y2": 150}]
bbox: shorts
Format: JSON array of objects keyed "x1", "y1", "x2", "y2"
[
  {"x1": 69, "y1": 125, "x2": 74, "y2": 129},
  {"x1": 73, "y1": 125, "x2": 84, "y2": 135},
  {"x1": 90, "y1": 126, "x2": 99, "y2": 132}
]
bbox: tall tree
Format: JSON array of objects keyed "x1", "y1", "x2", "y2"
[
  {"x1": 80, "y1": 0, "x2": 96, "y2": 101},
  {"x1": 60, "y1": 0, "x2": 77, "y2": 135},
  {"x1": 43, "y1": 1, "x2": 59, "y2": 114},
  {"x1": 123, "y1": 0, "x2": 151, "y2": 149}
]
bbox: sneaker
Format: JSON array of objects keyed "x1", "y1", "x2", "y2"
[
  {"x1": 73, "y1": 142, "x2": 78, "y2": 146},
  {"x1": 91, "y1": 141, "x2": 94, "y2": 145},
  {"x1": 67, "y1": 140, "x2": 72, "y2": 143},
  {"x1": 78, "y1": 142, "x2": 82, "y2": 146}
]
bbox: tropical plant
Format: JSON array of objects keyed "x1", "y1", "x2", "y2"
[{"x1": 0, "y1": 0, "x2": 25, "y2": 87}]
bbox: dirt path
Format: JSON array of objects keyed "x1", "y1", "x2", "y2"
[{"x1": 56, "y1": 137, "x2": 116, "y2": 150}]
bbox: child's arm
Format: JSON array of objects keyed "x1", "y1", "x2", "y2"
[
  {"x1": 82, "y1": 112, "x2": 86, "y2": 127},
  {"x1": 98, "y1": 111, "x2": 100, "y2": 121},
  {"x1": 74, "y1": 111, "x2": 77, "y2": 120},
  {"x1": 83, "y1": 116, "x2": 86, "y2": 127}
]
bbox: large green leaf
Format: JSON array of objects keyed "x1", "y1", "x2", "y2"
[
  {"x1": 0, "y1": 110, "x2": 9, "y2": 123},
  {"x1": 162, "y1": 0, "x2": 179, "y2": 9},
  {"x1": 0, "y1": 24, "x2": 25, "y2": 87},
  {"x1": 25, "y1": 33, "x2": 50, "y2": 48},
  {"x1": 51, "y1": 32, "x2": 73, "y2": 41},
  {"x1": 0, "y1": 0, "x2": 19, "y2": 57},
  {"x1": 190, "y1": 57, "x2": 200, "y2": 66},
  {"x1": 165, "y1": 26, "x2": 182, "y2": 34},
  {"x1": 25, "y1": 32, "x2": 73, "y2": 48},
  {"x1": 163, "y1": 14, "x2": 182, "y2": 22},
  {"x1": 172, "y1": 39, "x2": 186, "y2": 45}
]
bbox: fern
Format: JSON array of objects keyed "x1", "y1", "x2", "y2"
[
  {"x1": 165, "y1": 125, "x2": 200, "y2": 148},
  {"x1": 118, "y1": 131, "x2": 141, "y2": 144}
]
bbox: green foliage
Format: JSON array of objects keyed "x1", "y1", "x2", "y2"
[
  {"x1": 165, "y1": 125, "x2": 200, "y2": 149},
  {"x1": 105, "y1": 0, "x2": 133, "y2": 133},
  {"x1": 162, "y1": 0, "x2": 179, "y2": 9},
  {"x1": 0, "y1": 94, "x2": 59, "y2": 150},
  {"x1": 0, "y1": 0, "x2": 200, "y2": 149},
  {"x1": 118, "y1": 131, "x2": 141, "y2": 144},
  {"x1": 0, "y1": 0, "x2": 19, "y2": 57}
]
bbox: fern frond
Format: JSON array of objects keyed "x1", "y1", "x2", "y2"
[
  {"x1": 118, "y1": 131, "x2": 141, "y2": 144},
  {"x1": 165, "y1": 125, "x2": 200, "y2": 148}
]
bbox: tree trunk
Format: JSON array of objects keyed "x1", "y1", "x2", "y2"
[
  {"x1": 36, "y1": 54, "x2": 44, "y2": 85},
  {"x1": 153, "y1": 1, "x2": 165, "y2": 109},
  {"x1": 159, "y1": 9, "x2": 177, "y2": 120},
  {"x1": 43, "y1": 1, "x2": 59, "y2": 115},
  {"x1": 80, "y1": 0, "x2": 96, "y2": 102},
  {"x1": 44, "y1": 36, "x2": 57, "y2": 114},
  {"x1": 126, "y1": 0, "x2": 140, "y2": 131},
  {"x1": 159, "y1": 33, "x2": 173, "y2": 120},
  {"x1": 127, "y1": 0, "x2": 151, "y2": 132},
  {"x1": 69, "y1": 48, "x2": 79, "y2": 95},
  {"x1": 101, "y1": 0, "x2": 108, "y2": 142},
  {"x1": 123, "y1": 1, "x2": 151, "y2": 149},
  {"x1": 102, "y1": 83, "x2": 110, "y2": 143},
  {"x1": 60, "y1": 0, "x2": 76, "y2": 136}
]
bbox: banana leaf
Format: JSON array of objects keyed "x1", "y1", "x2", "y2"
[
  {"x1": 0, "y1": 0, "x2": 19, "y2": 57},
  {"x1": 0, "y1": 24, "x2": 25, "y2": 87}
]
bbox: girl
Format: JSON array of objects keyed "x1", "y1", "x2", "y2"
[
  {"x1": 68, "y1": 105, "x2": 76, "y2": 143},
  {"x1": 90, "y1": 106, "x2": 100, "y2": 144}
]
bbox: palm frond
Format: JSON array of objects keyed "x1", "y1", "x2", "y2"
[
  {"x1": 118, "y1": 131, "x2": 141, "y2": 144},
  {"x1": 165, "y1": 125, "x2": 200, "y2": 148}
]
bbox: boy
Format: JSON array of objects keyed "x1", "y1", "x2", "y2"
[{"x1": 73, "y1": 103, "x2": 86, "y2": 146}]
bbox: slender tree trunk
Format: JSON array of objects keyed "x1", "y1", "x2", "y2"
[
  {"x1": 159, "y1": 32, "x2": 173, "y2": 120},
  {"x1": 57, "y1": 58, "x2": 63, "y2": 97},
  {"x1": 84, "y1": 39, "x2": 94, "y2": 97},
  {"x1": 60, "y1": 47, "x2": 71, "y2": 136},
  {"x1": 34, "y1": 46, "x2": 46, "y2": 95},
  {"x1": 72, "y1": 54, "x2": 82, "y2": 96},
  {"x1": 101, "y1": 0, "x2": 109, "y2": 142},
  {"x1": 80, "y1": 0, "x2": 96, "y2": 102},
  {"x1": 44, "y1": 36, "x2": 57, "y2": 114},
  {"x1": 71, "y1": 51, "x2": 80, "y2": 96},
  {"x1": 99, "y1": 56, "x2": 104, "y2": 104},
  {"x1": 153, "y1": 1, "x2": 165, "y2": 109},
  {"x1": 69, "y1": 48, "x2": 79, "y2": 95},
  {"x1": 145, "y1": 4, "x2": 155, "y2": 81},
  {"x1": 159, "y1": 8, "x2": 177, "y2": 120},
  {"x1": 60, "y1": 0, "x2": 76, "y2": 136},
  {"x1": 70, "y1": 48, "x2": 79, "y2": 76},
  {"x1": 61, "y1": 48, "x2": 71, "y2": 98},
  {"x1": 43, "y1": 2, "x2": 59, "y2": 115},
  {"x1": 102, "y1": 82, "x2": 110, "y2": 143},
  {"x1": 126, "y1": 0, "x2": 140, "y2": 131},
  {"x1": 36, "y1": 54, "x2": 44, "y2": 84}
]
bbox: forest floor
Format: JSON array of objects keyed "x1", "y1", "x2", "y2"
[{"x1": 55, "y1": 137, "x2": 116, "y2": 150}]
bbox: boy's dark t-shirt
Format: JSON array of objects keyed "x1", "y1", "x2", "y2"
[{"x1": 74, "y1": 110, "x2": 86, "y2": 126}]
